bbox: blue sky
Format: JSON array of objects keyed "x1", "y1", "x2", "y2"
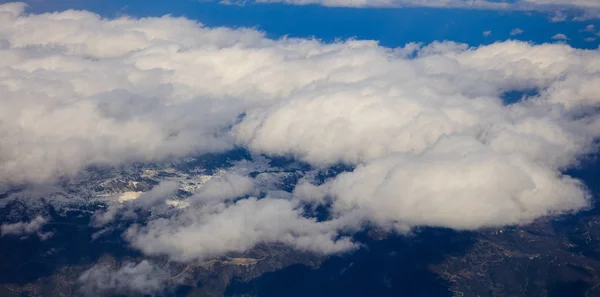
[{"x1": 8, "y1": 0, "x2": 600, "y2": 49}]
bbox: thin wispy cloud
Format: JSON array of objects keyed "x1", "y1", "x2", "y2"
[
  {"x1": 249, "y1": 0, "x2": 600, "y2": 19},
  {"x1": 510, "y1": 28, "x2": 524, "y2": 35}
]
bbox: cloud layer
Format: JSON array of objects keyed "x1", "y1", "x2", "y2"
[
  {"x1": 1, "y1": 2, "x2": 600, "y2": 261},
  {"x1": 248, "y1": 0, "x2": 600, "y2": 17}
]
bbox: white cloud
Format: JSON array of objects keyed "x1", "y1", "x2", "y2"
[
  {"x1": 0, "y1": 5, "x2": 257, "y2": 184},
  {"x1": 482, "y1": 30, "x2": 492, "y2": 37},
  {"x1": 234, "y1": 41, "x2": 600, "y2": 168},
  {"x1": 550, "y1": 11, "x2": 568, "y2": 22},
  {"x1": 249, "y1": 0, "x2": 600, "y2": 16},
  {"x1": 125, "y1": 197, "x2": 356, "y2": 261},
  {"x1": 551, "y1": 33, "x2": 569, "y2": 40},
  {"x1": 130, "y1": 181, "x2": 180, "y2": 208},
  {"x1": 90, "y1": 181, "x2": 180, "y2": 227},
  {"x1": 78, "y1": 260, "x2": 170, "y2": 296},
  {"x1": 1, "y1": 216, "x2": 52, "y2": 239},
  {"x1": 1, "y1": 4, "x2": 600, "y2": 263},
  {"x1": 583, "y1": 24, "x2": 596, "y2": 32},
  {"x1": 510, "y1": 28, "x2": 525, "y2": 36},
  {"x1": 90, "y1": 204, "x2": 122, "y2": 228},
  {"x1": 297, "y1": 136, "x2": 589, "y2": 230},
  {"x1": 189, "y1": 173, "x2": 255, "y2": 204}
]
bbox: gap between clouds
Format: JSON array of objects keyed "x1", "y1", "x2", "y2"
[{"x1": 1, "y1": 2, "x2": 600, "y2": 262}]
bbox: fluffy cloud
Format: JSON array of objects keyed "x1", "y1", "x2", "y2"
[
  {"x1": 0, "y1": 3, "x2": 253, "y2": 184},
  {"x1": 0, "y1": 216, "x2": 52, "y2": 239},
  {"x1": 78, "y1": 260, "x2": 170, "y2": 296},
  {"x1": 131, "y1": 181, "x2": 180, "y2": 208},
  {"x1": 189, "y1": 173, "x2": 255, "y2": 204},
  {"x1": 234, "y1": 41, "x2": 600, "y2": 169},
  {"x1": 296, "y1": 136, "x2": 589, "y2": 230},
  {"x1": 583, "y1": 24, "x2": 596, "y2": 32},
  {"x1": 552, "y1": 33, "x2": 569, "y2": 40},
  {"x1": 90, "y1": 204, "x2": 122, "y2": 228},
  {"x1": 90, "y1": 181, "x2": 179, "y2": 227},
  {"x1": 1, "y1": 3, "x2": 600, "y2": 262},
  {"x1": 510, "y1": 28, "x2": 525, "y2": 36},
  {"x1": 125, "y1": 197, "x2": 355, "y2": 261}
]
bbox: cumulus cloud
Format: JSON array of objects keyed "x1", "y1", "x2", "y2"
[
  {"x1": 583, "y1": 24, "x2": 596, "y2": 32},
  {"x1": 130, "y1": 181, "x2": 180, "y2": 208},
  {"x1": 90, "y1": 204, "x2": 122, "y2": 228},
  {"x1": 125, "y1": 197, "x2": 356, "y2": 261},
  {"x1": 1, "y1": 216, "x2": 52, "y2": 240},
  {"x1": 234, "y1": 41, "x2": 600, "y2": 168},
  {"x1": 2, "y1": 3, "x2": 600, "y2": 263},
  {"x1": 78, "y1": 260, "x2": 170, "y2": 296},
  {"x1": 551, "y1": 33, "x2": 568, "y2": 40},
  {"x1": 296, "y1": 136, "x2": 590, "y2": 230},
  {"x1": 510, "y1": 28, "x2": 525, "y2": 36},
  {"x1": 90, "y1": 181, "x2": 180, "y2": 227},
  {"x1": 0, "y1": 4, "x2": 254, "y2": 185},
  {"x1": 189, "y1": 173, "x2": 255, "y2": 204},
  {"x1": 550, "y1": 11, "x2": 568, "y2": 22}
]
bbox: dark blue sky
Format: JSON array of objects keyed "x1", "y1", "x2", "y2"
[{"x1": 6, "y1": 0, "x2": 600, "y2": 49}]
